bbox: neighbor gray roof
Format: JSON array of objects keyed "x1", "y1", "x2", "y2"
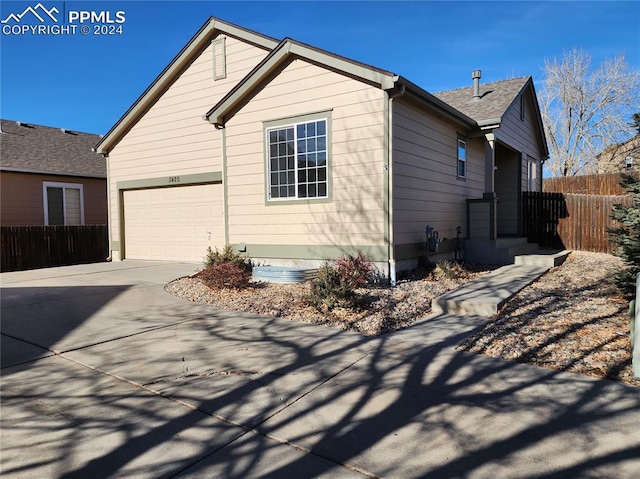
[
  {"x1": 0, "y1": 120, "x2": 105, "y2": 178},
  {"x1": 433, "y1": 77, "x2": 530, "y2": 126}
]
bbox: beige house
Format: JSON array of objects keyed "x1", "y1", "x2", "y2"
[{"x1": 95, "y1": 17, "x2": 548, "y2": 279}]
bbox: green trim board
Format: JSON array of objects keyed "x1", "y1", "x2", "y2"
[
  {"x1": 117, "y1": 172, "x2": 222, "y2": 191},
  {"x1": 394, "y1": 241, "x2": 455, "y2": 261},
  {"x1": 244, "y1": 244, "x2": 388, "y2": 262}
]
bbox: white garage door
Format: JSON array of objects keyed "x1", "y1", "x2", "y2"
[{"x1": 123, "y1": 184, "x2": 223, "y2": 262}]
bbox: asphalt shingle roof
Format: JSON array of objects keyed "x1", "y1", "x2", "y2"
[
  {"x1": 433, "y1": 77, "x2": 530, "y2": 125},
  {"x1": 0, "y1": 120, "x2": 105, "y2": 178}
]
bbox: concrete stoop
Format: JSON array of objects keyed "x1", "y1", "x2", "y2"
[
  {"x1": 432, "y1": 263, "x2": 551, "y2": 317},
  {"x1": 514, "y1": 249, "x2": 571, "y2": 268},
  {"x1": 465, "y1": 237, "x2": 540, "y2": 265}
]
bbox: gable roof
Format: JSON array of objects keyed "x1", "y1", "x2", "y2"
[
  {"x1": 97, "y1": 16, "x2": 547, "y2": 158},
  {"x1": 94, "y1": 17, "x2": 279, "y2": 154},
  {"x1": 0, "y1": 120, "x2": 105, "y2": 178},
  {"x1": 205, "y1": 37, "x2": 476, "y2": 129},
  {"x1": 433, "y1": 77, "x2": 531, "y2": 127},
  {"x1": 435, "y1": 76, "x2": 549, "y2": 158}
]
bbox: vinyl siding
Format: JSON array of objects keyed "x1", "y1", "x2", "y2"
[
  {"x1": 0, "y1": 171, "x2": 107, "y2": 226},
  {"x1": 494, "y1": 88, "x2": 544, "y2": 191},
  {"x1": 107, "y1": 36, "x2": 271, "y2": 244},
  {"x1": 391, "y1": 99, "x2": 483, "y2": 246},
  {"x1": 224, "y1": 58, "x2": 386, "y2": 252}
]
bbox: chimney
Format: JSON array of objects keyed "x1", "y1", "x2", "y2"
[{"x1": 472, "y1": 70, "x2": 482, "y2": 100}]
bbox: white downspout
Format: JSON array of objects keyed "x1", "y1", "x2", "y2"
[{"x1": 387, "y1": 85, "x2": 405, "y2": 286}]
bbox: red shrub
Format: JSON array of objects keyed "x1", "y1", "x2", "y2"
[{"x1": 197, "y1": 262, "x2": 251, "y2": 290}]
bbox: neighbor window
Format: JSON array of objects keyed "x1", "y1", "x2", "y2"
[
  {"x1": 266, "y1": 118, "x2": 328, "y2": 201},
  {"x1": 212, "y1": 37, "x2": 226, "y2": 80},
  {"x1": 43, "y1": 182, "x2": 84, "y2": 225},
  {"x1": 457, "y1": 138, "x2": 467, "y2": 178}
]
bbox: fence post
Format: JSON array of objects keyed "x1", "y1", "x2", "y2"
[{"x1": 633, "y1": 273, "x2": 639, "y2": 379}]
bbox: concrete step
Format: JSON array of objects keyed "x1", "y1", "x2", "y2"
[
  {"x1": 465, "y1": 238, "x2": 539, "y2": 265},
  {"x1": 493, "y1": 237, "x2": 531, "y2": 248},
  {"x1": 431, "y1": 264, "x2": 549, "y2": 317},
  {"x1": 515, "y1": 249, "x2": 571, "y2": 268}
]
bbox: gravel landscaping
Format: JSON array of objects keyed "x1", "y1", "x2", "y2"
[{"x1": 166, "y1": 251, "x2": 638, "y2": 387}]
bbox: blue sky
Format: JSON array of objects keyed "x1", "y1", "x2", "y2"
[{"x1": 1, "y1": 0, "x2": 639, "y2": 135}]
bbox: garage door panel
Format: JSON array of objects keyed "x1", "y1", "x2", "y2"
[{"x1": 123, "y1": 184, "x2": 223, "y2": 262}]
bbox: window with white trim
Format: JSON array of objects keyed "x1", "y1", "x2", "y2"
[
  {"x1": 266, "y1": 118, "x2": 328, "y2": 200},
  {"x1": 43, "y1": 182, "x2": 84, "y2": 225},
  {"x1": 457, "y1": 138, "x2": 467, "y2": 178}
]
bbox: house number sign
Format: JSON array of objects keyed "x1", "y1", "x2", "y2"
[{"x1": 168, "y1": 176, "x2": 180, "y2": 184}]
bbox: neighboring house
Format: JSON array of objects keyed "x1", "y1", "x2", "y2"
[
  {"x1": 94, "y1": 17, "x2": 548, "y2": 278},
  {"x1": 595, "y1": 135, "x2": 640, "y2": 173},
  {"x1": 1, "y1": 120, "x2": 107, "y2": 226}
]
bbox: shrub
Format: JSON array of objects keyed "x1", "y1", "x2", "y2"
[
  {"x1": 309, "y1": 263, "x2": 355, "y2": 312},
  {"x1": 308, "y1": 253, "x2": 374, "y2": 312},
  {"x1": 197, "y1": 261, "x2": 252, "y2": 290},
  {"x1": 608, "y1": 173, "x2": 640, "y2": 297},
  {"x1": 431, "y1": 260, "x2": 467, "y2": 280},
  {"x1": 334, "y1": 252, "x2": 375, "y2": 289},
  {"x1": 199, "y1": 245, "x2": 253, "y2": 290},
  {"x1": 203, "y1": 244, "x2": 248, "y2": 269}
]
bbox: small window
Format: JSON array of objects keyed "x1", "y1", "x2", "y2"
[
  {"x1": 43, "y1": 182, "x2": 84, "y2": 225},
  {"x1": 527, "y1": 156, "x2": 538, "y2": 191},
  {"x1": 457, "y1": 138, "x2": 467, "y2": 178},
  {"x1": 266, "y1": 118, "x2": 329, "y2": 201},
  {"x1": 212, "y1": 37, "x2": 226, "y2": 80},
  {"x1": 520, "y1": 94, "x2": 525, "y2": 121}
]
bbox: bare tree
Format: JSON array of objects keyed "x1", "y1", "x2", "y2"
[{"x1": 539, "y1": 48, "x2": 640, "y2": 177}]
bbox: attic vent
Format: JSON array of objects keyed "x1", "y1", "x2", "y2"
[{"x1": 472, "y1": 70, "x2": 482, "y2": 100}]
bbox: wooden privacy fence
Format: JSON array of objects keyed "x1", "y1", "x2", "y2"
[
  {"x1": 522, "y1": 192, "x2": 633, "y2": 253},
  {"x1": 1, "y1": 225, "x2": 109, "y2": 272},
  {"x1": 544, "y1": 171, "x2": 640, "y2": 195}
]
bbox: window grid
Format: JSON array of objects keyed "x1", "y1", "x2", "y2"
[{"x1": 267, "y1": 119, "x2": 328, "y2": 201}]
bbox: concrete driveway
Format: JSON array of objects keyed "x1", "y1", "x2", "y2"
[{"x1": 1, "y1": 261, "x2": 639, "y2": 478}]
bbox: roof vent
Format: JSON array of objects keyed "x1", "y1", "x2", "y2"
[
  {"x1": 472, "y1": 70, "x2": 482, "y2": 100},
  {"x1": 16, "y1": 121, "x2": 28, "y2": 127}
]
